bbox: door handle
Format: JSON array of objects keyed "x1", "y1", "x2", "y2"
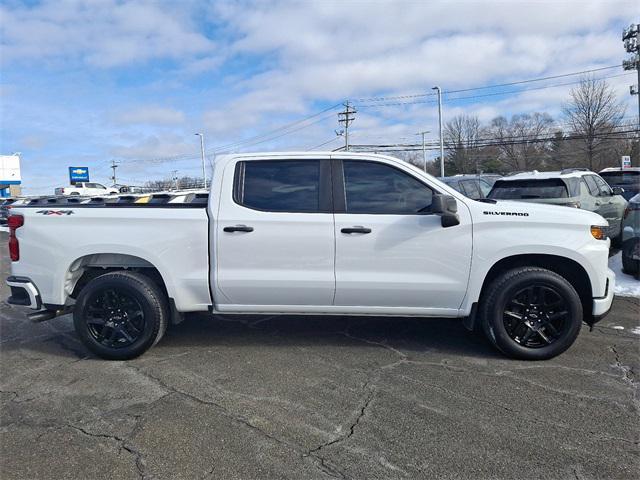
[
  {"x1": 223, "y1": 225, "x2": 254, "y2": 233},
  {"x1": 341, "y1": 226, "x2": 372, "y2": 234}
]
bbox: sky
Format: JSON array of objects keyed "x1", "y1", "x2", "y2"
[{"x1": 0, "y1": 0, "x2": 638, "y2": 194}]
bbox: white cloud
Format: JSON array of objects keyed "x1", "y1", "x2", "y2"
[{"x1": 0, "y1": 0, "x2": 215, "y2": 68}]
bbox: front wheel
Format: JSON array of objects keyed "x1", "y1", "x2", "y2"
[
  {"x1": 480, "y1": 268, "x2": 583, "y2": 360},
  {"x1": 73, "y1": 271, "x2": 168, "y2": 360}
]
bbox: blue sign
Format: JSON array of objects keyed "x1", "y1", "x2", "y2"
[{"x1": 69, "y1": 166, "x2": 89, "y2": 183}]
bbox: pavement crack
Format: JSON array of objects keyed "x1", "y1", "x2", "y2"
[
  {"x1": 122, "y1": 364, "x2": 302, "y2": 454},
  {"x1": 609, "y1": 344, "x2": 637, "y2": 386},
  {"x1": 66, "y1": 424, "x2": 147, "y2": 479},
  {"x1": 305, "y1": 382, "x2": 375, "y2": 478}
]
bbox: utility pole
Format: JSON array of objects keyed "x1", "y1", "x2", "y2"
[
  {"x1": 432, "y1": 86, "x2": 445, "y2": 177},
  {"x1": 195, "y1": 133, "x2": 207, "y2": 189},
  {"x1": 416, "y1": 131, "x2": 430, "y2": 173},
  {"x1": 622, "y1": 23, "x2": 640, "y2": 133},
  {"x1": 110, "y1": 160, "x2": 118, "y2": 186},
  {"x1": 338, "y1": 101, "x2": 357, "y2": 151}
]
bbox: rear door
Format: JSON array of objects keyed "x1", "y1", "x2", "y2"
[
  {"x1": 214, "y1": 158, "x2": 336, "y2": 309},
  {"x1": 584, "y1": 174, "x2": 613, "y2": 217},
  {"x1": 332, "y1": 158, "x2": 472, "y2": 315}
]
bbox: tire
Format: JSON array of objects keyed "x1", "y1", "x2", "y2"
[
  {"x1": 480, "y1": 268, "x2": 583, "y2": 360},
  {"x1": 622, "y1": 239, "x2": 640, "y2": 277},
  {"x1": 73, "y1": 271, "x2": 168, "y2": 360}
]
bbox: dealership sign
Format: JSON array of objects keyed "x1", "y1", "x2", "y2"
[
  {"x1": 621, "y1": 156, "x2": 631, "y2": 169},
  {"x1": 69, "y1": 166, "x2": 89, "y2": 183}
]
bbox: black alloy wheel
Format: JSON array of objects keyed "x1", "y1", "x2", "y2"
[
  {"x1": 85, "y1": 288, "x2": 146, "y2": 349},
  {"x1": 503, "y1": 284, "x2": 568, "y2": 348}
]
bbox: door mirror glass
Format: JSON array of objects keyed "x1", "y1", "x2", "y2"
[
  {"x1": 431, "y1": 194, "x2": 460, "y2": 227},
  {"x1": 612, "y1": 186, "x2": 625, "y2": 196}
]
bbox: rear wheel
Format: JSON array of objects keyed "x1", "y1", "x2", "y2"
[
  {"x1": 73, "y1": 271, "x2": 168, "y2": 360},
  {"x1": 480, "y1": 268, "x2": 583, "y2": 360}
]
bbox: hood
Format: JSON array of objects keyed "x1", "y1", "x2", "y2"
[{"x1": 470, "y1": 199, "x2": 608, "y2": 227}]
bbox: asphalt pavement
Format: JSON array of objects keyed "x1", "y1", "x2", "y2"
[{"x1": 1, "y1": 231, "x2": 638, "y2": 479}]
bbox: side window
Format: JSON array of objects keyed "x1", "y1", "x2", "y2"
[
  {"x1": 460, "y1": 180, "x2": 481, "y2": 199},
  {"x1": 343, "y1": 160, "x2": 433, "y2": 214},
  {"x1": 593, "y1": 175, "x2": 612, "y2": 196},
  {"x1": 234, "y1": 160, "x2": 321, "y2": 212},
  {"x1": 583, "y1": 176, "x2": 600, "y2": 196}
]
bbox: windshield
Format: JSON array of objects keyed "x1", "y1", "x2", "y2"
[
  {"x1": 488, "y1": 179, "x2": 569, "y2": 199},
  {"x1": 600, "y1": 171, "x2": 640, "y2": 185}
]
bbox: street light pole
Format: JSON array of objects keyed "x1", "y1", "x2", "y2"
[
  {"x1": 195, "y1": 133, "x2": 207, "y2": 189},
  {"x1": 432, "y1": 86, "x2": 445, "y2": 177}
]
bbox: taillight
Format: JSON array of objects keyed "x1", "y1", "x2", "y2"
[
  {"x1": 624, "y1": 206, "x2": 630, "y2": 219},
  {"x1": 8, "y1": 214, "x2": 24, "y2": 261}
]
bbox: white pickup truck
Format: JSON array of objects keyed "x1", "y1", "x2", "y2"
[
  {"x1": 54, "y1": 182, "x2": 119, "y2": 196},
  {"x1": 6, "y1": 152, "x2": 615, "y2": 360}
]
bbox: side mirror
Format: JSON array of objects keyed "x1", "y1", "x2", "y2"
[
  {"x1": 432, "y1": 194, "x2": 460, "y2": 227},
  {"x1": 612, "y1": 187, "x2": 624, "y2": 196}
]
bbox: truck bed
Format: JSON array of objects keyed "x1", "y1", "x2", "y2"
[{"x1": 9, "y1": 194, "x2": 211, "y2": 312}]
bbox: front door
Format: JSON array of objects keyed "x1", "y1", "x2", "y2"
[
  {"x1": 332, "y1": 158, "x2": 473, "y2": 315},
  {"x1": 214, "y1": 158, "x2": 335, "y2": 309}
]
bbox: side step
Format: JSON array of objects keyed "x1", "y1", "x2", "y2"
[{"x1": 27, "y1": 308, "x2": 72, "y2": 323}]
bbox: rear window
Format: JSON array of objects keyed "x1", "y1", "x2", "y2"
[
  {"x1": 488, "y1": 179, "x2": 569, "y2": 200},
  {"x1": 600, "y1": 171, "x2": 640, "y2": 185},
  {"x1": 234, "y1": 160, "x2": 321, "y2": 212}
]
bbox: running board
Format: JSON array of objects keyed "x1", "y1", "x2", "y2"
[{"x1": 27, "y1": 308, "x2": 72, "y2": 323}]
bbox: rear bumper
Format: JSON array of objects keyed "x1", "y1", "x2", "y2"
[
  {"x1": 6, "y1": 276, "x2": 42, "y2": 310},
  {"x1": 591, "y1": 268, "x2": 615, "y2": 322}
]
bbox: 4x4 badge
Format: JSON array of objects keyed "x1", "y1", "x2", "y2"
[{"x1": 36, "y1": 210, "x2": 74, "y2": 216}]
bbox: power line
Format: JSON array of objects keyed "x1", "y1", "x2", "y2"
[
  {"x1": 206, "y1": 103, "x2": 343, "y2": 154},
  {"x1": 347, "y1": 128, "x2": 640, "y2": 152},
  {"x1": 353, "y1": 65, "x2": 622, "y2": 103},
  {"x1": 356, "y1": 73, "x2": 634, "y2": 108},
  {"x1": 307, "y1": 136, "x2": 341, "y2": 150}
]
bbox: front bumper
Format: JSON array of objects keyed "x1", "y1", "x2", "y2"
[
  {"x1": 6, "y1": 276, "x2": 42, "y2": 310},
  {"x1": 591, "y1": 268, "x2": 615, "y2": 322}
]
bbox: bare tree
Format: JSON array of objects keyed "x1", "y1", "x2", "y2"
[
  {"x1": 490, "y1": 112, "x2": 554, "y2": 171},
  {"x1": 444, "y1": 114, "x2": 485, "y2": 174},
  {"x1": 562, "y1": 76, "x2": 625, "y2": 171}
]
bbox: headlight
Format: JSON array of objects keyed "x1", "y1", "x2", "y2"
[{"x1": 590, "y1": 225, "x2": 607, "y2": 241}]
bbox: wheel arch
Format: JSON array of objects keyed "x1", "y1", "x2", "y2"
[
  {"x1": 477, "y1": 254, "x2": 593, "y2": 319},
  {"x1": 65, "y1": 253, "x2": 169, "y2": 302}
]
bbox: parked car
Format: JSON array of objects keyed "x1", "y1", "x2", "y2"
[
  {"x1": 599, "y1": 167, "x2": 640, "y2": 201},
  {"x1": 0, "y1": 199, "x2": 14, "y2": 225},
  {"x1": 54, "y1": 182, "x2": 119, "y2": 196},
  {"x1": 6, "y1": 152, "x2": 614, "y2": 361},
  {"x1": 438, "y1": 175, "x2": 497, "y2": 200},
  {"x1": 621, "y1": 193, "x2": 639, "y2": 277},
  {"x1": 488, "y1": 169, "x2": 628, "y2": 243}
]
